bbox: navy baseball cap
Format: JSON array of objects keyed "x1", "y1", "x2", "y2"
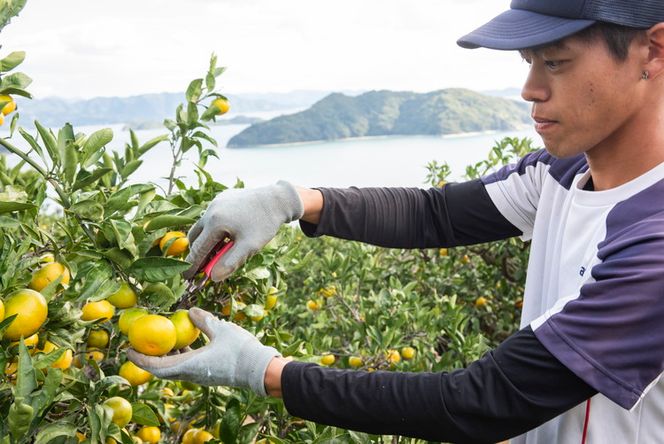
[{"x1": 458, "y1": 0, "x2": 664, "y2": 50}]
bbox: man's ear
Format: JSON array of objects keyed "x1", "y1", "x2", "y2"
[{"x1": 644, "y1": 23, "x2": 664, "y2": 80}]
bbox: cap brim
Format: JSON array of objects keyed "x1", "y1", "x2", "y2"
[{"x1": 457, "y1": 9, "x2": 596, "y2": 50}]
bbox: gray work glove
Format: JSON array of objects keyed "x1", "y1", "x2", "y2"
[
  {"x1": 127, "y1": 308, "x2": 280, "y2": 396},
  {"x1": 185, "y1": 180, "x2": 304, "y2": 281}
]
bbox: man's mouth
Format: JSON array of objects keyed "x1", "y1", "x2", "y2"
[{"x1": 532, "y1": 116, "x2": 558, "y2": 133}]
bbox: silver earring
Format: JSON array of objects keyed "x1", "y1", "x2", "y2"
[{"x1": 642, "y1": 71, "x2": 650, "y2": 80}]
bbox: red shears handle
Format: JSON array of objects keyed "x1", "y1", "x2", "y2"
[{"x1": 202, "y1": 240, "x2": 234, "y2": 277}]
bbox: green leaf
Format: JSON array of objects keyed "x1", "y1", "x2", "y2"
[
  {"x1": 186, "y1": 78, "x2": 203, "y2": 103},
  {"x1": 245, "y1": 267, "x2": 270, "y2": 281},
  {"x1": 0, "y1": 201, "x2": 34, "y2": 213},
  {"x1": 63, "y1": 141, "x2": 78, "y2": 184},
  {"x1": 8, "y1": 398, "x2": 34, "y2": 440},
  {"x1": 72, "y1": 167, "x2": 113, "y2": 191},
  {"x1": 0, "y1": 313, "x2": 18, "y2": 333},
  {"x1": 205, "y1": 72, "x2": 215, "y2": 93},
  {"x1": 130, "y1": 128, "x2": 140, "y2": 151},
  {"x1": 35, "y1": 121, "x2": 59, "y2": 165},
  {"x1": 0, "y1": 86, "x2": 31, "y2": 98},
  {"x1": 138, "y1": 134, "x2": 169, "y2": 156},
  {"x1": 131, "y1": 403, "x2": 160, "y2": 426},
  {"x1": 16, "y1": 340, "x2": 37, "y2": 398},
  {"x1": 120, "y1": 159, "x2": 142, "y2": 179},
  {"x1": 141, "y1": 282, "x2": 176, "y2": 310},
  {"x1": 134, "y1": 189, "x2": 157, "y2": 219},
  {"x1": 110, "y1": 219, "x2": 138, "y2": 256},
  {"x1": 18, "y1": 128, "x2": 44, "y2": 158},
  {"x1": 105, "y1": 184, "x2": 154, "y2": 216},
  {"x1": 9, "y1": 112, "x2": 19, "y2": 137},
  {"x1": 221, "y1": 398, "x2": 242, "y2": 444},
  {"x1": 32, "y1": 348, "x2": 66, "y2": 370},
  {"x1": 30, "y1": 367, "x2": 62, "y2": 416},
  {"x1": 192, "y1": 130, "x2": 218, "y2": 147},
  {"x1": 0, "y1": 216, "x2": 19, "y2": 228},
  {"x1": 128, "y1": 257, "x2": 190, "y2": 282},
  {"x1": 101, "y1": 247, "x2": 134, "y2": 269},
  {"x1": 187, "y1": 102, "x2": 199, "y2": 126},
  {"x1": 34, "y1": 423, "x2": 77, "y2": 444},
  {"x1": 82, "y1": 128, "x2": 113, "y2": 165},
  {"x1": 0, "y1": 51, "x2": 25, "y2": 72},
  {"x1": 69, "y1": 199, "x2": 103, "y2": 220},
  {"x1": 200, "y1": 105, "x2": 218, "y2": 122},
  {"x1": 0, "y1": 0, "x2": 27, "y2": 33},
  {"x1": 0, "y1": 72, "x2": 32, "y2": 89},
  {"x1": 244, "y1": 304, "x2": 264, "y2": 318},
  {"x1": 143, "y1": 215, "x2": 195, "y2": 232}
]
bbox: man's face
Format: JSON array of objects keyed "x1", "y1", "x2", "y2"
[{"x1": 520, "y1": 34, "x2": 646, "y2": 158}]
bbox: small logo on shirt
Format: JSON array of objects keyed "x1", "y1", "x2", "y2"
[{"x1": 579, "y1": 266, "x2": 586, "y2": 276}]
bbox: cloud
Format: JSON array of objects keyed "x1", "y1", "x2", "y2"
[{"x1": 1, "y1": 0, "x2": 524, "y2": 99}]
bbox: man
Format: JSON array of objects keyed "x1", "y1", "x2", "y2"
[{"x1": 129, "y1": 1, "x2": 664, "y2": 442}]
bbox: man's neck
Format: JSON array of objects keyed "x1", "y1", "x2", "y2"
[{"x1": 585, "y1": 107, "x2": 664, "y2": 191}]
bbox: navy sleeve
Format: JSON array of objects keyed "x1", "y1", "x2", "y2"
[
  {"x1": 282, "y1": 326, "x2": 596, "y2": 443},
  {"x1": 299, "y1": 180, "x2": 522, "y2": 249},
  {"x1": 532, "y1": 195, "x2": 664, "y2": 410}
]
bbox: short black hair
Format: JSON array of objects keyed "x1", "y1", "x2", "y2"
[{"x1": 575, "y1": 22, "x2": 648, "y2": 61}]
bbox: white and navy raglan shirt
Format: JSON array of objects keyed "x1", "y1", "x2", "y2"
[{"x1": 279, "y1": 148, "x2": 664, "y2": 444}]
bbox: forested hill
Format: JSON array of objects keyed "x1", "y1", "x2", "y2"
[{"x1": 227, "y1": 88, "x2": 530, "y2": 148}]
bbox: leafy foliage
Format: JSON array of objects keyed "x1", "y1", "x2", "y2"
[{"x1": 0, "y1": 10, "x2": 538, "y2": 443}]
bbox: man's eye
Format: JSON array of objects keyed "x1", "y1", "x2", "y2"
[{"x1": 544, "y1": 60, "x2": 563, "y2": 69}]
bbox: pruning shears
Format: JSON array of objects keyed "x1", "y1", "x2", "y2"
[{"x1": 184, "y1": 237, "x2": 234, "y2": 296}]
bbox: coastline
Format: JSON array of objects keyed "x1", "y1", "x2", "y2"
[{"x1": 227, "y1": 124, "x2": 532, "y2": 149}]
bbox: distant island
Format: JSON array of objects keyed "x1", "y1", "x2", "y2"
[
  {"x1": 227, "y1": 89, "x2": 530, "y2": 148},
  {"x1": 12, "y1": 90, "x2": 337, "y2": 128}
]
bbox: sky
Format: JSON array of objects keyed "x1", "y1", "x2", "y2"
[{"x1": 1, "y1": 0, "x2": 530, "y2": 100}]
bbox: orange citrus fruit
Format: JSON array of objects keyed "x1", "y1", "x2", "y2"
[
  {"x1": 0, "y1": 298, "x2": 5, "y2": 321},
  {"x1": 107, "y1": 282, "x2": 137, "y2": 308},
  {"x1": 211, "y1": 98, "x2": 230, "y2": 115},
  {"x1": 81, "y1": 300, "x2": 115, "y2": 322},
  {"x1": 194, "y1": 430, "x2": 214, "y2": 444},
  {"x1": 118, "y1": 307, "x2": 148, "y2": 335},
  {"x1": 29, "y1": 262, "x2": 70, "y2": 291},
  {"x1": 401, "y1": 346, "x2": 416, "y2": 360},
  {"x1": 320, "y1": 354, "x2": 335, "y2": 366},
  {"x1": 170, "y1": 310, "x2": 200, "y2": 349},
  {"x1": 129, "y1": 314, "x2": 177, "y2": 356},
  {"x1": 348, "y1": 356, "x2": 363, "y2": 368},
  {"x1": 87, "y1": 329, "x2": 110, "y2": 348},
  {"x1": 102, "y1": 396, "x2": 132, "y2": 427},
  {"x1": 386, "y1": 349, "x2": 401, "y2": 364},
  {"x1": 0, "y1": 95, "x2": 16, "y2": 115},
  {"x1": 474, "y1": 296, "x2": 488, "y2": 308},
  {"x1": 11, "y1": 332, "x2": 39, "y2": 349},
  {"x1": 119, "y1": 361, "x2": 153, "y2": 386},
  {"x1": 136, "y1": 426, "x2": 160, "y2": 444},
  {"x1": 38, "y1": 340, "x2": 73, "y2": 369},
  {"x1": 319, "y1": 285, "x2": 336, "y2": 298},
  {"x1": 265, "y1": 287, "x2": 278, "y2": 310},
  {"x1": 159, "y1": 231, "x2": 189, "y2": 256},
  {"x1": 2, "y1": 289, "x2": 48, "y2": 341}
]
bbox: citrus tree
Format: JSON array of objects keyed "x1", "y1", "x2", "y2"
[{"x1": 0, "y1": 3, "x2": 536, "y2": 443}]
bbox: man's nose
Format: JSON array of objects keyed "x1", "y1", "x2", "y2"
[{"x1": 521, "y1": 66, "x2": 550, "y2": 103}]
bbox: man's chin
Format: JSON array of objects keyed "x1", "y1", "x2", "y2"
[{"x1": 542, "y1": 142, "x2": 585, "y2": 159}]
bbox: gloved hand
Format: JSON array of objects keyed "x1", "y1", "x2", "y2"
[
  {"x1": 184, "y1": 180, "x2": 304, "y2": 281},
  {"x1": 127, "y1": 308, "x2": 280, "y2": 396}
]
